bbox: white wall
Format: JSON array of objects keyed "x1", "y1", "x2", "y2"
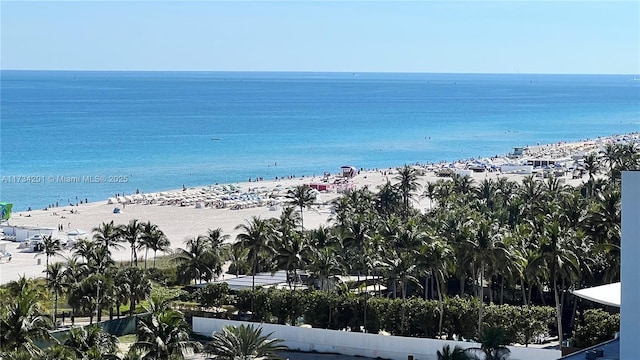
[
  {"x1": 4, "y1": 226, "x2": 58, "y2": 242},
  {"x1": 621, "y1": 171, "x2": 640, "y2": 359},
  {"x1": 193, "y1": 317, "x2": 560, "y2": 360}
]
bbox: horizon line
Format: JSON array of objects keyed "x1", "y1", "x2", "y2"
[{"x1": 1, "y1": 69, "x2": 639, "y2": 76}]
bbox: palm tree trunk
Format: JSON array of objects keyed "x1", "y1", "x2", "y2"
[
  {"x1": 431, "y1": 275, "x2": 436, "y2": 300},
  {"x1": 436, "y1": 274, "x2": 444, "y2": 336},
  {"x1": 478, "y1": 263, "x2": 484, "y2": 334},
  {"x1": 363, "y1": 273, "x2": 368, "y2": 333},
  {"x1": 424, "y1": 277, "x2": 429, "y2": 300},
  {"x1": 251, "y1": 258, "x2": 256, "y2": 314},
  {"x1": 144, "y1": 248, "x2": 149, "y2": 269},
  {"x1": 489, "y1": 275, "x2": 494, "y2": 304},
  {"x1": 393, "y1": 281, "x2": 397, "y2": 299},
  {"x1": 471, "y1": 264, "x2": 477, "y2": 296},
  {"x1": 560, "y1": 278, "x2": 567, "y2": 314},
  {"x1": 328, "y1": 301, "x2": 332, "y2": 328},
  {"x1": 402, "y1": 280, "x2": 407, "y2": 299},
  {"x1": 554, "y1": 276, "x2": 563, "y2": 346},
  {"x1": 153, "y1": 250, "x2": 157, "y2": 268},
  {"x1": 53, "y1": 292, "x2": 58, "y2": 329}
]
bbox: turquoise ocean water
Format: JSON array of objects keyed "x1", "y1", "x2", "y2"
[{"x1": 1, "y1": 71, "x2": 639, "y2": 211}]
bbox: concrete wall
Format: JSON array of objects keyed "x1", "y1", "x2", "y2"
[
  {"x1": 620, "y1": 171, "x2": 640, "y2": 360},
  {"x1": 193, "y1": 317, "x2": 560, "y2": 360}
]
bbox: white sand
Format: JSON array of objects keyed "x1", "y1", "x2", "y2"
[{"x1": 1, "y1": 134, "x2": 634, "y2": 284}]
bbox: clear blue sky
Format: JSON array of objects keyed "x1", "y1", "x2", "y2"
[{"x1": 1, "y1": 1, "x2": 639, "y2": 74}]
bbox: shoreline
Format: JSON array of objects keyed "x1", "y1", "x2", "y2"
[
  {"x1": 5, "y1": 132, "x2": 633, "y2": 214},
  {"x1": 1, "y1": 133, "x2": 637, "y2": 284}
]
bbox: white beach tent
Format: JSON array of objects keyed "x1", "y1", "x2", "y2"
[
  {"x1": 572, "y1": 282, "x2": 620, "y2": 307},
  {"x1": 67, "y1": 229, "x2": 87, "y2": 237},
  {"x1": 67, "y1": 229, "x2": 88, "y2": 247}
]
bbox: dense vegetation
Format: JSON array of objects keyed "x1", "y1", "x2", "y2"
[{"x1": 0, "y1": 142, "x2": 634, "y2": 358}]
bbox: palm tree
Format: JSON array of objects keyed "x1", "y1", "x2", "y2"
[
  {"x1": 470, "y1": 219, "x2": 509, "y2": 334},
  {"x1": 307, "y1": 225, "x2": 340, "y2": 249},
  {"x1": 391, "y1": 216, "x2": 425, "y2": 250},
  {"x1": 122, "y1": 267, "x2": 151, "y2": 316},
  {"x1": 63, "y1": 258, "x2": 87, "y2": 325},
  {"x1": 112, "y1": 267, "x2": 131, "y2": 319},
  {"x1": 1, "y1": 348, "x2": 44, "y2": 359},
  {"x1": 475, "y1": 178, "x2": 497, "y2": 213},
  {"x1": 529, "y1": 220, "x2": 580, "y2": 346},
  {"x1": 440, "y1": 209, "x2": 475, "y2": 296},
  {"x1": 376, "y1": 180, "x2": 401, "y2": 217},
  {"x1": 274, "y1": 233, "x2": 310, "y2": 289},
  {"x1": 130, "y1": 296, "x2": 201, "y2": 360},
  {"x1": 120, "y1": 219, "x2": 143, "y2": 266},
  {"x1": 72, "y1": 238, "x2": 95, "y2": 263},
  {"x1": 381, "y1": 249, "x2": 421, "y2": 300},
  {"x1": 61, "y1": 324, "x2": 119, "y2": 359},
  {"x1": 437, "y1": 344, "x2": 467, "y2": 360},
  {"x1": 205, "y1": 324, "x2": 287, "y2": 360},
  {"x1": 41, "y1": 235, "x2": 62, "y2": 281},
  {"x1": 288, "y1": 184, "x2": 316, "y2": 231},
  {"x1": 463, "y1": 326, "x2": 511, "y2": 360},
  {"x1": 45, "y1": 262, "x2": 66, "y2": 329},
  {"x1": 234, "y1": 216, "x2": 274, "y2": 292},
  {"x1": 422, "y1": 181, "x2": 438, "y2": 210},
  {"x1": 201, "y1": 228, "x2": 230, "y2": 277},
  {"x1": 395, "y1": 165, "x2": 421, "y2": 219},
  {"x1": 139, "y1": 223, "x2": 172, "y2": 268},
  {"x1": 420, "y1": 237, "x2": 452, "y2": 335},
  {"x1": 203, "y1": 227, "x2": 230, "y2": 249},
  {"x1": 518, "y1": 175, "x2": 544, "y2": 220},
  {"x1": 88, "y1": 243, "x2": 115, "y2": 274},
  {"x1": 137, "y1": 221, "x2": 156, "y2": 268},
  {"x1": 0, "y1": 276, "x2": 54, "y2": 355},
  {"x1": 41, "y1": 344, "x2": 77, "y2": 359},
  {"x1": 92, "y1": 220, "x2": 124, "y2": 259},
  {"x1": 227, "y1": 245, "x2": 250, "y2": 278},
  {"x1": 586, "y1": 188, "x2": 621, "y2": 281},
  {"x1": 601, "y1": 143, "x2": 620, "y2": 178},
  {"x1": 174, "y1": 236, "x2": 214, "y2": 284},
  {"x1": 451, "y1": 174, "x2": 475, "y2": 197},
  {"x1": 307, "y1": 247, "x2": 344, "y2": 292},
  {"x1": 341, "y1": 212, "x2": 375, "y2": 280}
]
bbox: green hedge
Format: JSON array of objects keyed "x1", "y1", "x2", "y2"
[
  {"x1": 572, "y1": 309, "x2": 619, "y2": 348},
  {"x1": 211, "y1": 288, "x2": 555, "y2": 344}
]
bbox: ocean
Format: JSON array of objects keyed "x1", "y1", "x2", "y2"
[{"x1": 1, "y1": 71, "x2": 639, "y2": 211}]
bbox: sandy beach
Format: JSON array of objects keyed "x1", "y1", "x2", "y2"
[{"x1": 1, "y1": 134, "x2": 635, "y2": 285}]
